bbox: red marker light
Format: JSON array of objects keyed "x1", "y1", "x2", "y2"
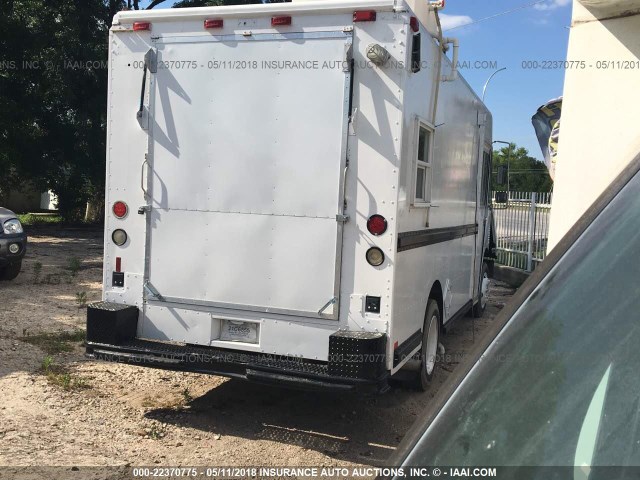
[
  {"x1": 410, "y1": 16, "x2": 419, "y2": 32},
  {"x1": 353, "y1": 10, "x2": 376, "y2": 22},
  {"x1": 204, "y1": 19, "x2": 223, "y2": 29},
  {"x1": 133, "y1": 22, "x2": 151, "y2": 31},
  {"x1": 115, "y1": 257, "x2": 122, "y2": 273},
  {"x1": 271, "y1": 16, "x2": 292, "y2": 26},
  {"x1": 367, "y1": 214, "x2": 388, "y2": 236},
  {"x1": 113, "y1": 201, "x2": 128, "y2": 219}
]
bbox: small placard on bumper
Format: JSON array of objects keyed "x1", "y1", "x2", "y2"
[{"x1": 220, "y1": 319, "x2": 259, "y2": 344}]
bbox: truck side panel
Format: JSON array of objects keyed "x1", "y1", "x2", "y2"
[{"x1": 392, "y1": 16, "x2": 490, "y2": 369}]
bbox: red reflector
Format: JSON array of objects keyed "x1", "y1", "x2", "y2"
[
  {"x1": 394, "y1": 341, "x2": 399, "y2": 350},
  {"x1": 113, "y1": 201, "x2": 128, "y2": 219},
  {"x1": 133, "y1": 22, "x2": 151, "y2": 31},
  {"x1": 115, "y1": 257, "x2": 122, "y2": 273},
  {"x1": 410, "y1": 16, "x2": 419, "y2": 32},
  {"x1": 204, "y1": 19, "x2": 223, "y2": 29},
  {"x1": 353, "y1": 10, "x2": 376, "y2": 22},
  {"x1": 367, "y1": 214, "x2": 388, "y2": 236},
  {"x1": 271, "y1": 16, "x2": 291, "y2": 26}
]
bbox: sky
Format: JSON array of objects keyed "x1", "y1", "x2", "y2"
[
  {"x1": 438, "y1": 0, "x2": 573, "y2": 160},
  {"x1": 137, "y1": 0, "x2": 574, "y2": 160}
]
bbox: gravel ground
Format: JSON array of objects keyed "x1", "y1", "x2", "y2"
[{"x1": 0, "y1": 228, "x2": 515, "y2": 472}]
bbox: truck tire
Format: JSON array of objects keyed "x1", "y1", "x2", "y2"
[
  {"x1": 0, "y1": 261, "x2": 22, "y2": 281},
  {"x1": 413, "y1": 299, "x2": 441, "y2": 391},
  {"x1": 472, "y1": 262, "x2": 489, "y2": 318}
]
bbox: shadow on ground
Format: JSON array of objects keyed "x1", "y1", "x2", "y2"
[{"x1": 145, "y1": 378, "x2": 422, "y2": 465}]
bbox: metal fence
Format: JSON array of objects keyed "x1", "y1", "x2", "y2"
[{"x1": 491, "y1": 191, "x2": 553, "y2": 272}]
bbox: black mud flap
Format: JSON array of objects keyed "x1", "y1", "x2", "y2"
[
  {"x1": 86, "y1": 301, "x2": 138, "y2": 345},
  {"x1": 328, "y1": 331, "x2": 387, "y2": 381}
]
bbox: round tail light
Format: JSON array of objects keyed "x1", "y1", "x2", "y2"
[
  {"x1": 366, "y1": 247, "x2": 385, "y2": 267},
  {"x1": 113, "y1": 201, "x2": 128, "y2": 219},
  {"x1": 112, "y1": 229, "x2": 128, "y2": 246},
  {"x1": 367, "y1": 214, "x2": 387, "y2": 236}
]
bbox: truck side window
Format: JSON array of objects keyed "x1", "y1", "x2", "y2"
[
  {"x1": 411, "y1": 33, "x2": 421, "y2": 73},
  {"x1": 415, "y1": 123, "x2": 433, "y2": 205}
]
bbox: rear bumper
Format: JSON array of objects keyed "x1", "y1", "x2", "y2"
[
  {"x1": 86, "y1": 339, "x2": 387, "y2": 392},
  {"x1": 85, "y1": 302, "x2": 389, "y2": 393},
  {"x1": 0, "y1": 233, "x2": 27, "y2": 265}
]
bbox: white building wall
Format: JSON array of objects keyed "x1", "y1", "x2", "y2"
[{"x1": 548, "y1": 0, "x2": 640, "y2": 249}]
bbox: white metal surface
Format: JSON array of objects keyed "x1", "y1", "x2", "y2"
[
  {"x1": 102, "y1": 2, "x2": 491, "y2": 371},
  {"x1": 113, "y1": 0, "x2": 396, "y2": 24},
  {"x1": 145, "y1": 32, "x2": 351, "y2": 319}
]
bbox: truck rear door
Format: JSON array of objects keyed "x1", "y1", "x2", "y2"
[{"x1": 142, "y1": 31, "x2": 352, "y2": 320}]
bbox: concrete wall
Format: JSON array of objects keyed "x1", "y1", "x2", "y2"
[{"x1": 548, "y1": 0, "x2": 640, "y2": 249}]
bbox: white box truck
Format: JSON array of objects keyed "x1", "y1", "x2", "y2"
[{"x1": 86, "y1": 0, "x2": 494, "y2": 392}]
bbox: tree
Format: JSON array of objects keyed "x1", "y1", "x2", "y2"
[
  {"x1": 492, "y1": 144, "x2": 553, "y2": 193},
  {"x1": 0, "y1": 0, "x2": 127, "y2": 220}
]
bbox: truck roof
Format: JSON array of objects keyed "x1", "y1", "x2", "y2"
[{"x1": 113, "y1": 0, "x2": 398, "y2": 24}]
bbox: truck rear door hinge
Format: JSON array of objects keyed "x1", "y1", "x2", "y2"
[
  {"x1": 336, "y1": 214, "x2": 350, "y2": 223},
  {"x1": 343, "y1": 43, "x2": 353, "y2": 72}
]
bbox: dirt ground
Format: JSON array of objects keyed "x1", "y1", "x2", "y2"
[{"x1": 0, "y1": 228, "x2": 515, "y2": 472}]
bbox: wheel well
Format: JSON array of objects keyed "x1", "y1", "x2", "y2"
[{"x1": 428, "y1": 281, "x2": 444, "y2": 327}]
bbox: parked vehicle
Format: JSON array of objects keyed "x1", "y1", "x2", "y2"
[
  {"x1": 0, "y1": 208, "x2": 26, "y2": 281},
  {"x1": 388, "y1": 152, "x2": 640, "y2": 469},
  {"x1": 86, "y1": 0, "x2": 494, "y2": 392}
]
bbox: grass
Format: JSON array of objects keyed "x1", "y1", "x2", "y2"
[
  {"x1": 17, "y1": 213, "x2": 63, "y2": 226},
  {"x1": 182, "y1": 388, "x2": 193, "y2": 403},
  {"x1": 31, "y1": 261, "x2": 77, "y2": 285},
  {"x1": 75, "y1": 291, "x2": 88, "y2": 308},
  {"x1": 41, "y1": 355, "x2": 90, "y2": 391},
  {"x1": 20, "y1": 330, "x2": 86, "y2": 355},
  {"x1": 32, "y1": 261, "x2": 42, "y2": 284},
  {"x1": 66, "y1": 257, "x2": 82, "y2": 276}
]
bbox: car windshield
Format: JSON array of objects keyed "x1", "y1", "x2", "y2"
[{"x1": 404, "y1": 170, "x2": 640, "y2": 468}]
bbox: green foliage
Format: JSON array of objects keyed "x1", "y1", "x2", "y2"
[
  {"x1": 41, "y1": 355, "x2": 54, "y2": 372},
  {"x1": 492, "y1": 144, "x2": 553, "y2": 193},
  {"x1": 20, "y1": 329, "x2": 86, "y2": 355},
  {"x1": 181, "y1": 388, "x2": 194, "y2": 403},
  {"x1": 66, "y1": 256, "x2": 82, "y2": 276},
  {"x1": 32, "y1": 261, "x2": 42, "y2": 284},
  {"x1": 17, "y1": 213, "x2": 63, "y2": 226},
  {"x1": 0, "y1": 1, "x2": 126, "y2": 220},
  {"x1": 41, "y1": 356, "x2": 91, "y2": 391},
  {"x1": 75, "y1": 291, "x2": 88, "y2": 307}
]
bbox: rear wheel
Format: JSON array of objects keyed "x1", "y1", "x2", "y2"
[
  {"x1": 414, "y1": 299, "x2": 441, "y2": 391},
  {"x1": 0, "y1": 261, "x2": 22, "y2": 281},
  {"x1": 472, "y1": 262, "x2": 489, "y2": 318}
]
